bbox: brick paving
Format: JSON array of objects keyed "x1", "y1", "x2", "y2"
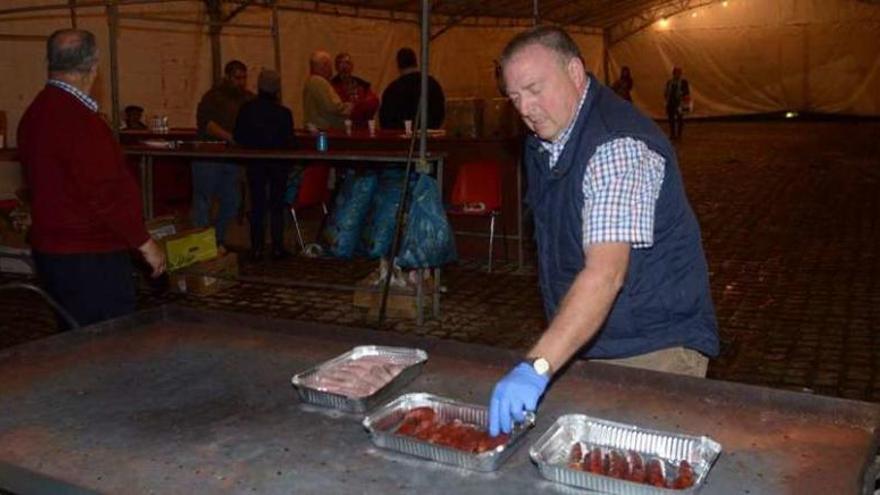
[{"x1": 1, "y1": 120, "x2": 879, "y2": 402}]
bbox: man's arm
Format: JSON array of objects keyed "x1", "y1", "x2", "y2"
[
  {"x1": 526, "y1": 242, "x2": 630, "y2": 373},
  {"x1": 197, "y1": 91, "x2": 234, "y2": 142},
  {"x1": 317, "y1": 78, "x2": 352, "y2": 117},
  {"x1": 488, "y1": 242, "x2": 629, "y2": 436},
  {"x1": 206, "y1": 120, "x2": 234, "y2": 142}
]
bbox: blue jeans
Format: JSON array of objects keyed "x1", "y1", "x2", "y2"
[
  {"x1": 191, "y1": 161, "x2": 240, "y2": 246},
  {"x1": 33, "y1": 250, "x2": 136, "y2": 329}
]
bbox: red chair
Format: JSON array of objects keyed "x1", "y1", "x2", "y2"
[
  {"x1": 289, "y1": 164, "x2": 332, "y2": 252},
  {"x1": 447, "y1": 160, "x2": 507, "y2": 272}
]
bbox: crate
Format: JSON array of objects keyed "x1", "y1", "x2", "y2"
[
  {"x1": 169, "y1": 252, "x2": 238, "y2": 296},
  {"x1": 163, "y1": 227, "x2": 217, "y2": 271},
  {"x1": 353, "y1": 274, "x2": 433, "y2": 319}
]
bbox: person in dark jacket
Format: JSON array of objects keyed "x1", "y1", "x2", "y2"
[
  {"x1": 379, "y1": 48, "x2": 445, "y2": 130},
  {"x1": 234, "y1": 69, "x2": 296, "y2": 261},
  {"x1": 193, "y1": 60, "x2": 254, "y2": 248},
  {"x1": 488, "y1": 27, "x2": 718, "y2": 437},
  {"x1": 664, "y1": 67, "x2": 690, "y2": 140},
  {"x1": 611, "y1": 66, "x2": 634, "y2": 102}
]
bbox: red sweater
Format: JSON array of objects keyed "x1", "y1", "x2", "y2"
[{"x1": 18, "y1": 85, "x2": 149, "y2": 253}]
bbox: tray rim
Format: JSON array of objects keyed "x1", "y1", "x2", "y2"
[
  {"x1": 528, "y1": 413, "x2": 723, "y2": 493},
  {"x1": 362, "y1": 392, "x2": 533, "y2": 471},
  {"x1": 290, "y1": 345, "x2": 428, "y2": 413}
]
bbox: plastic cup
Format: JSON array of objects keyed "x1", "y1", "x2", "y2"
[
  {"x1": 404, "y1": 120, "x2": 413, "y2": 136},
  {"x1": 344, "y1": 119, "x2": 353, "y2": 136},
  {"x1": 367, "y1": 120, "x2": 376, "y2": 137}
]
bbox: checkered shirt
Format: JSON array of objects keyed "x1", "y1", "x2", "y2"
[
  {"x1": 541, "y1": 78, "x2": 590, "y2": 169},
  {"x1": 536, "y1": 78, "x2": 666, "y2": 250},
  {"x1": 48, "y1": 79, "x2": 98, "y2": 113},
  {"x1": 582, "y1": 137, "x2": 666, "y2": 249}
]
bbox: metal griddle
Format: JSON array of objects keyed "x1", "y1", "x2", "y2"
[{"x1": 1, "y1": 306, "x2": 877, "y2": 494}]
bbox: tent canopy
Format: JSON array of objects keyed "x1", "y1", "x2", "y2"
[{"x1": 0, "y1": 0, "x2": 878, "y2": 147}]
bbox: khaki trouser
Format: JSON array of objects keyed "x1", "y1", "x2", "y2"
[{"x1": 594, "y1": 347, "x2": 709, "y2": 378}]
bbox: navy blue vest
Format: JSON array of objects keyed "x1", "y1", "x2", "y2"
[{"x1": 525, "y1": 74, "x2": 719, "y2": 359}]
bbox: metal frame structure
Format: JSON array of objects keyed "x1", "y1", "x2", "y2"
[{"x1": 0, "y1": 0, "x2": 731, "y2": 130}]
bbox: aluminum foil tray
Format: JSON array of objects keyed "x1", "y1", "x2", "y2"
[
  {"x1": 291, "y1": 345, "x2": 427, "y2": 414},
  {"x1": 529, "y1": 414, "x2": 722, "y2": 494},
  {"x1": 363, "y1": 392, "x2": 533, "y2": 472}
]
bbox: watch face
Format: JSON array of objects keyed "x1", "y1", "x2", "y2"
[{"x1": 533, "y1": 358, "x2": 550, "y2": 375}]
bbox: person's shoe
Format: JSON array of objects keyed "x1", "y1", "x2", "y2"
[{"x1": 271, "y1": 248, "x2": 292, "y2": 260}]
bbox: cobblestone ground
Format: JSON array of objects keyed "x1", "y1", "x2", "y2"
[{"x1": 1, "y1": 121, "x2": 878, "y2": 402}]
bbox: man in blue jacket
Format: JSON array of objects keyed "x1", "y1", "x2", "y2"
[{"x1": 488, "y1": 26, "x2": 719, "y2": 437}]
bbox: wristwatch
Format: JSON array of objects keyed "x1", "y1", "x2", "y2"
[{"x1": 526, "y1": 357, "x2": 552, "y2": 377}]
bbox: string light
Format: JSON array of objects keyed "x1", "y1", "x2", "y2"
[{"x1": 657, "y1": 17, "x2": 670, "y2": 29}]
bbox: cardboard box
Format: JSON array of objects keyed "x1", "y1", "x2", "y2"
[
  {"x1": 163, "y1": 227, "x2": 218, "y2": 271},
  {"x1": 146, "y1": 215, "x2": 180, "y2": 241},
  {"x1": 352, "y1": 274, "x2": 433, "y2": 319},
  {"x1": 169, "y1": 252, "x2": 238, "y2": 295}
]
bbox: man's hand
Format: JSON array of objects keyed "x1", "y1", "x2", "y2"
[
  {"x1": 489, "y1": 362, "x2": 549, "y2": 437},
  {"x1": 205, "y1": 120, "x2": 234, "y2": 142},
  {"x1": 139, "y1": 238, "x2": 166, "y2": 278}
]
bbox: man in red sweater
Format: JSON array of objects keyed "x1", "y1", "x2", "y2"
[{"x1": 18, "y1": 29, "x2": 165, "y2": 328}]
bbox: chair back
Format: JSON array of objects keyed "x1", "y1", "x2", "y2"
[
  {"x1": 450, "y1": 160, "x2": 503, "y2": 212},
  {"x1": 293, "y1": 164, "x2": 331, "y2": 209}
]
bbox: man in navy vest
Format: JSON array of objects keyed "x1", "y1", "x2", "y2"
[{"x1": 488, "y1": 26, "x2": 719, "y2": 437}]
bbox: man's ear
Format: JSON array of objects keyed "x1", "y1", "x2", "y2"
[{"x1": 566, "y1": 57, "x2": 586, "y2": 87}]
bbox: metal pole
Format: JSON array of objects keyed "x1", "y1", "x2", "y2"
[
  {"x1": 533, "y1": 0, "x2": 539, "y2": 25},
  {"x1": 207, "y1": 0, "x2": 223, "y2": 84},
  {"x1": 69, "y1": 0, "x2": 77, "y2": 28},
  {"x1": 272, "y1": 1, "x2": 282, "y2": 98},
  {"x1": 106, "y1": 0, "x2": 121, "y2": 136},
  {"x1": 603, "y1": 28, "x2": 611, "y2": 85},
  {"x1": 418, "y1": 0, "x2": 428, "y2": 161}
]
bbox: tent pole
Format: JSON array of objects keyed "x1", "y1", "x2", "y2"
[
  {"x1": 69, "y1": 0, "x2": 77, "y2": 28},
  {"x1": 272, "y1": 0, "x2": 282, "y2": 98},
  {"x1": 419, "y1": 0, "x2": 428, "y2": 161},
  {"x1": 206, "y1": 0, "x2": 223, "y2": 84},
  {"x1": 106, "y1": 0, "x2": 121, "y2": 136},
  {"x1": 602, "y1": 28, "x2": 611, "y2": 85}
]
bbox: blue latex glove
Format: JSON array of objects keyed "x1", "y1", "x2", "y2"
[{"x1": 489, "y1": 362, "x2": 550, "y2": 437}]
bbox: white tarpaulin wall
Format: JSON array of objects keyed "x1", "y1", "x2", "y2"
[
  {"x1": 0, "y1": 0, "x2": 877, "y2": 146},
  {"x1": 609, "y1": 0, "x2": 880, "y2": 117},
  {"x1": 0, "y1": 2, "x2": 604, "y2": 146}
]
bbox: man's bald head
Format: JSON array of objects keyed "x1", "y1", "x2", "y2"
[
  {"x1": 47, "y1": 29, "x2": 98, "y2": 75},
  {"x1": 309, "y1": 50, "x2": 333, "y2": 79}
]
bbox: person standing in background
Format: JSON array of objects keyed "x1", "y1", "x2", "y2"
[
  {"x1": 331, "y1": 52, "x2": 380, "y2": 129},
  {"x1": 18, "y1": 29, "x2": 166, "y2": 328},
  {"x1": 193, "y1": 60, "x2": 254, "y2": 248},
  {"x1": 611, "y1": 66, "x2": 634, "y2": 102},
  {"x1": 234, "y1": 69, "x2": 296, "y2": 261},
  {"x1": 664, "y1": 67, "x2": 690, "y2": 140},
  {"x1": 379, "y1": 47, "x2": 446, "y2": 130},
  {"x1": 123, "y1": 105, "x2": 148, "y2": 130},
  {"x1": 303, "y1": 50, "x2": 352, "y2": 131}
]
